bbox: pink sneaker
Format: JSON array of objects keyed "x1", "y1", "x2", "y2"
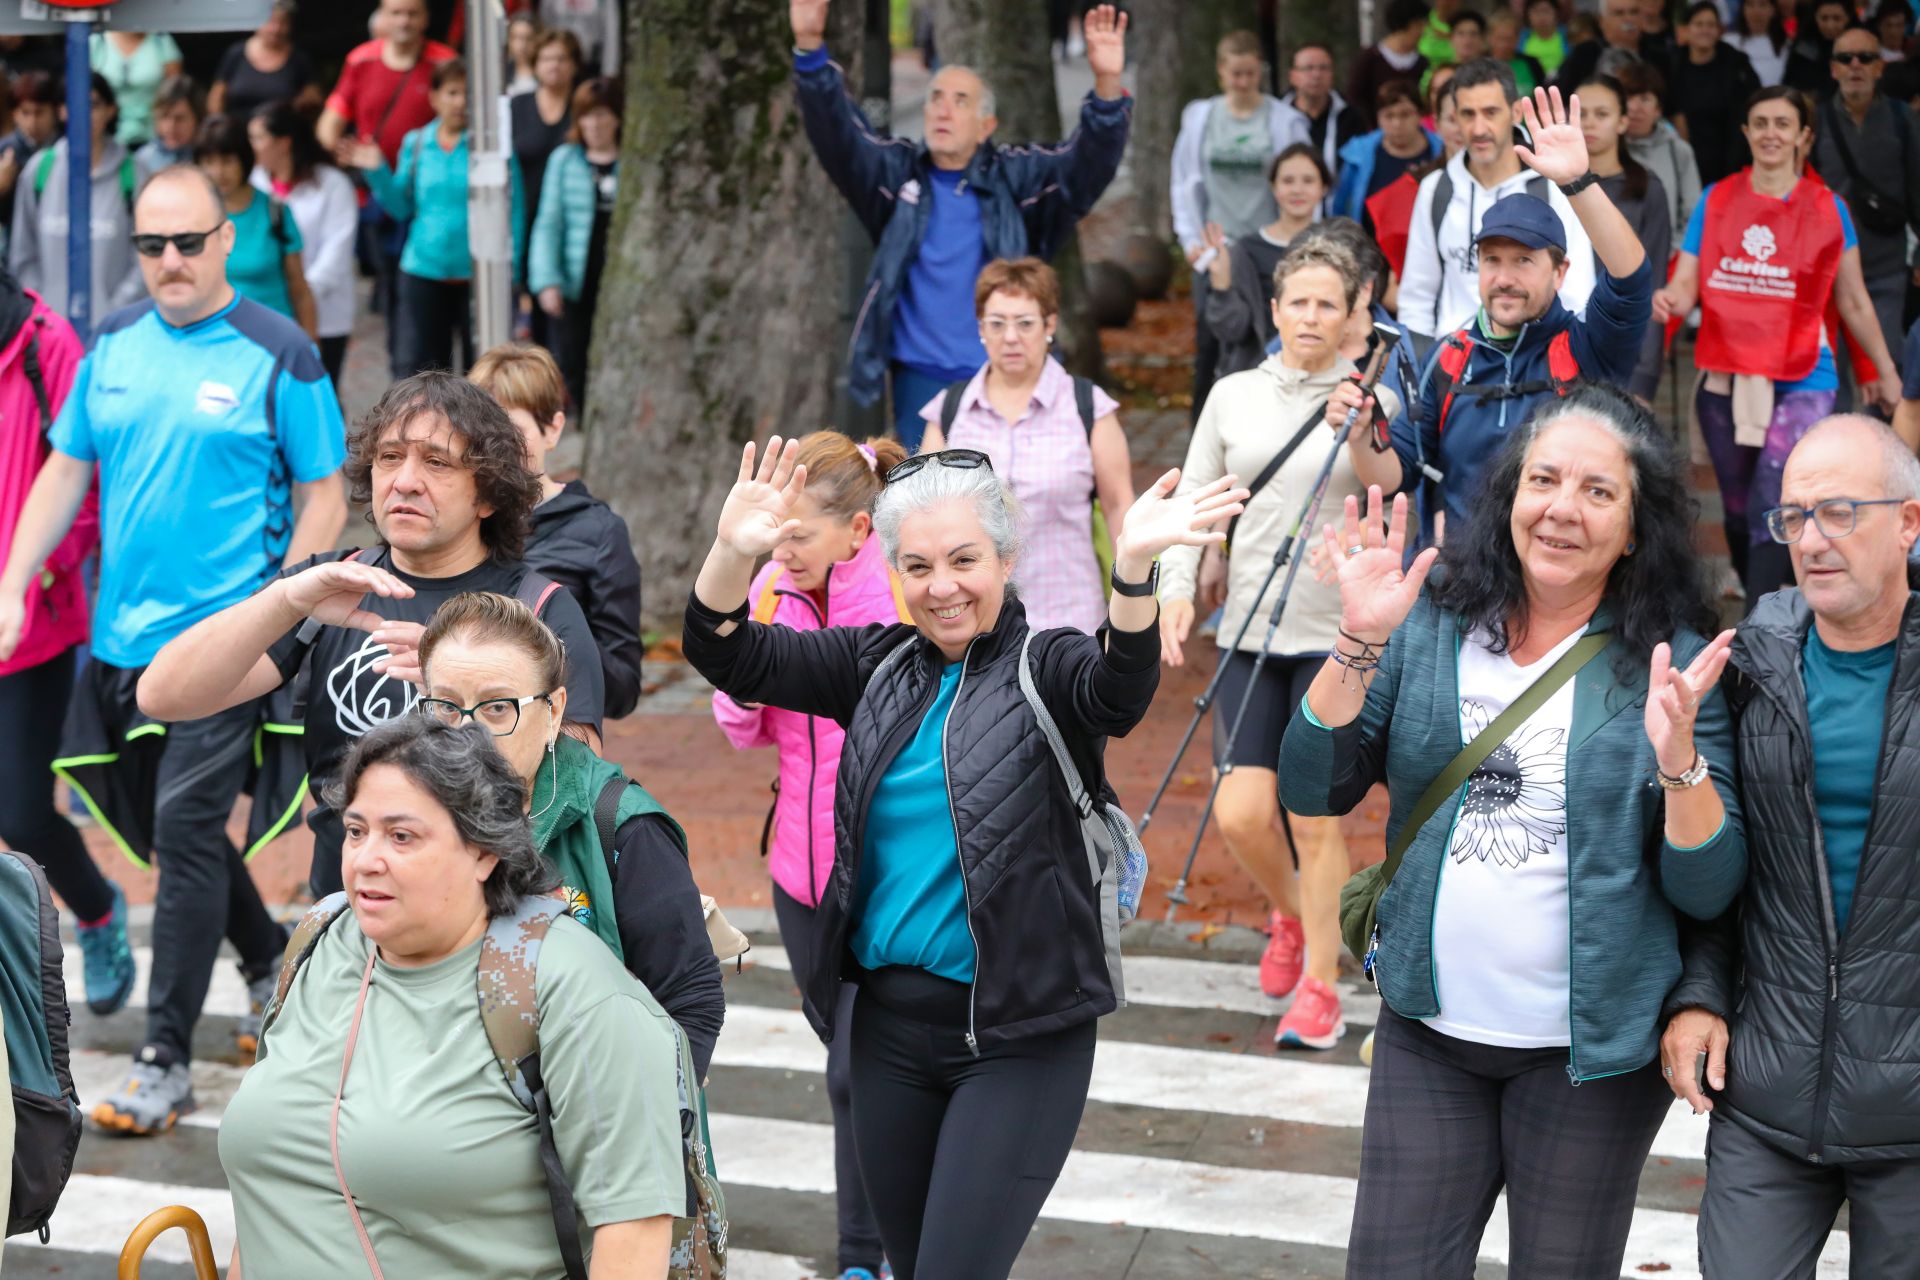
[
  {"x1": 1274, "y1": 976, "x2": 1346, "y2": 1050},
  {"x1": 1259, "y1": 911, "x2": 1304, "y2": 998}
]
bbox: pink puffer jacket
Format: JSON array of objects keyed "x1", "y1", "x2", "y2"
[
  {"x1": 0, "y1": 293, "x2": 92, "y2": 679},
  {"x1": 712, "y1": 535, "x2": 910, "y2": 907}
]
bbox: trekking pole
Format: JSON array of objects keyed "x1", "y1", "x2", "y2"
[{"x1": 1161, "y1": 325, "x2": 1401, "y2": 919}]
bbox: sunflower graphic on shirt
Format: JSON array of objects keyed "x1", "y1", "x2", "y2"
[{"x1": 1451, "y1": 699, "x2": 1568, "y2": 868}]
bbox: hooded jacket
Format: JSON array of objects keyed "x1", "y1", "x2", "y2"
[
  {"x1": 0, "y1": 282, "x2": 91, "y2": 679},
  {"x1": 711, "y1": 536, "x2": 911, "y2": 909},
  {"x1": 1277, "y1": 89, "x2": 1362, "y2": 185},
  {"x1": 685, "y1": 593, "x2": 1157, "y2": 1049},
  {"x1": 792, "y1": 46, "x2": 1131, "y2": 406},
  {"x1": 525, "y1": 479, "x2": 643, "y2": 719},
  {"x1": 8, "y1": 137, "x2": 145, "y2": 323},
  {"x1": 1331, "y1": 126, "x2": 1442, "y2": 223},
  {"x1": 1667, "y1": 589, "x2": 1920, "y2": 1164}
]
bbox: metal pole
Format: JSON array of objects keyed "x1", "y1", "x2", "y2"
[
  {"x1": 467, "y1": 0, "x2": 511, "y2": 356},
  {"x1": 64, "y1": 20, "x2": 93, "y2": 341}
]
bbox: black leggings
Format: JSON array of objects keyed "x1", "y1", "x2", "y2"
[
  {"x1": 1346, "y1": 1009, "x2": 1671, "y2": 1279},
  {"x1": 0, "y1": 650, "x2": 112, "y2": 920},
  {"x1": 849, "y1": 966, "x2": 1096, "y2": 1280}
]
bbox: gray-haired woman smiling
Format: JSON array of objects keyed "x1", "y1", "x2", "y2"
[
  {"x1": 217, "y1": 716, "x2": 688, "y2": 1280},
  {"x1": 683, "y1": 437, "x2": 1246, "y2": 1280}
]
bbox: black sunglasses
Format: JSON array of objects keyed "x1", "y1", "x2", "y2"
[
  {"x1": 1831, "y1": 51, "x2": 1881, "y2": 65},
  {"x1": 130, "y1": 223, "x2": 226, "y2": 258},
  {"x1": 882, "y1": 448, "x2": 994, "y2": 485}
]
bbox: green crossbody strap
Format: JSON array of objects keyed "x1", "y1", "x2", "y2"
[{"x1": 1380, "y1": 631, "x2": 1611, "y2": 879}]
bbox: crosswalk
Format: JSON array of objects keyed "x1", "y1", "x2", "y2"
[{"x1": 31, "y1": 932, "x2": 1849, "y2": 1280}]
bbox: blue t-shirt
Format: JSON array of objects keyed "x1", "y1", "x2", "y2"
[
  {"x1": 1803, "y1": 628, "x2": 1895, "y2": 934},
  {"x1": 50, "y1": 295, "x2": 347, "y2": 667},
  {"x1": 888, "y1": 168, "x2": 990, "y2": 381},
  {"x1": 1683, "y1": 181, "x2": 1857, "y2": 395},
  {"x1": 1901, "y1": 316, "x2": 1920, "y2": 401},
  {"x1": 227, "y1": 190, "x2": 305, "y2": 319},
  {"x1": 852, "y1": 662, "x2": 976, "y2": 983}
]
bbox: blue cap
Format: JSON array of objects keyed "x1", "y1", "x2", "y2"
[{"x1": 1474, "y1": 193, "x2": 1567, "y2": 253}]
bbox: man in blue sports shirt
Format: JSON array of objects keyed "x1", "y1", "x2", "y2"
[{"x1": 0, "y1": 165, "x2": 347, "y2": 1135}]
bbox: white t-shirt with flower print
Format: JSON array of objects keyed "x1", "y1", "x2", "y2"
[{"x1": 1427, "y1": 625, "x2": 1585, "y2": 1048}]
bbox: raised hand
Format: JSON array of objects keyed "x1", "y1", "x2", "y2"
[
  {"x1": 1115, "y1": 469, "x2": 1247, "y2": 566},
  {"x1": 1645, "y1": 629, "x2": 1734, "y2": 776},
  {"x1": 1323, "y1": 486, "x2": 1438, "y2": 644},
  {"x1": 1084, "y1": 4, "x2": 1129, "y2": 94},
  {"x1": 1514, "y1": 85, "x2": 1589, "y2": 186},
  {"x1": 281, "y1": 559, "x2": 416, "y2": 631},
  {"x1": 790, "y1": 0, "x2": 830, "y2": 51},
  {"x1": 716, "y1": 436, "x2": 809, "y2": 559}
]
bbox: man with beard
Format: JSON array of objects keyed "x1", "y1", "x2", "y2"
[{"x1": 1334, "y1": 87, "x2": 1651, "y2": 546}]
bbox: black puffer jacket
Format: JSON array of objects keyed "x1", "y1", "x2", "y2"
[
  {"x1": 1668, "y1": 589, "x2": 1920, "y2": 1164},
  {"x1": 527, "y1": 480, "x2": 644, "y2": 718},
  {"x1": 684, "y1": 592, "x2": 1157, "y2": 1049}
]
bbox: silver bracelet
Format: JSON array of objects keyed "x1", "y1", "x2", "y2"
[{"x1": 1656, "y1": 752, "x2": 1711, "y2": 790}]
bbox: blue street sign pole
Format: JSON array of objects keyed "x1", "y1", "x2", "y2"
[{"x1": 63, "y1": 19, "x2": 91, "y2": 341}]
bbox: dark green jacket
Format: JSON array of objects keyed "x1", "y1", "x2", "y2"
[{"x1": 1280, "y1": 596, "x2": 1747, "y2": 1081}]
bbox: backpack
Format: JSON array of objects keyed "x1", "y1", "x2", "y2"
[
  {"x1": 33, "y1": 147, "x2": 136, "y2": 209},
  {"x1": 259, "y1": 893, "x2": 729, "y2": 1280},
  {"x1": 589, "y1": 773, "x2": 751, "y2": 965},
  {"x1": 291, "y1": 549, "x2": 564, "y2": 648},
  {"x1": 1426, "y1": 325, "x2": 1581, "y2": 439},
  {"x1": 1, "y1": 850, "x2": 83, "y2": 1242}
]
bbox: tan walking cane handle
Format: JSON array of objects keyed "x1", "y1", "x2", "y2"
[{"x1": 118, "y1": 1205, "x2": 219, "y2": 1280}]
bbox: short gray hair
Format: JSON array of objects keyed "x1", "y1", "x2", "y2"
[
  {"x1": 873, "y1": 459, "x2": 1025, "y2": 568},
  {"x1": 1801, "y1": 414, "x2": 1920, "y2": 502},
  {"x1": 325, "y1": 715, "x2": 559, "y2": 918}
]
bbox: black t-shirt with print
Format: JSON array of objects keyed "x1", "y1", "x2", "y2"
[{"x1": 266, "y1": 545, "x2": 606, "y2": 893}]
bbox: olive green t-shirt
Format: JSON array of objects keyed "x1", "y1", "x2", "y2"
[{"x1": 219, "y1": 911, "x2": 684, "y2": 1279}]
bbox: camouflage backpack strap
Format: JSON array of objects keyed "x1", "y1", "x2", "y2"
[
  {"x1": 668, "y1": 1019, "x2": 729, "y2": 1280},
  {"x1": 256, "y1": 892, "x2": 353, "y2": 1055}
]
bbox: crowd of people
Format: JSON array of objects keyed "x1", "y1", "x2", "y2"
[{"x1": 3, "y1": 0, "x2": 1920, "y2": 1277}]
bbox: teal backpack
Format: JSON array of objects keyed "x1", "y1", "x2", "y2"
[{"x1": 1, "y1": 849, "x2": 83, "y2": 1242}]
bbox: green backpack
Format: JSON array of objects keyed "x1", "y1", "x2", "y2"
[
  {"x1": 33, "y1": 147, "x2": 136, "y2": 208},
  {"x1": 2, "y1": 850, "x2": 83, "y2": 1243},
  {"x1": 258, "y1": 892, "x2": 729, "y2": 1280}
]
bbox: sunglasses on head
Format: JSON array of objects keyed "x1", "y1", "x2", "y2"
[
  {"x1": 130, "y1": 223, "x2": 225, "y2": 258},
  {"x1": 1831, "y1": 51, "x2": 1880, "y2": 65},
  {"x1": 883, "y1": 448, "x2": 994, "y2": 485}
]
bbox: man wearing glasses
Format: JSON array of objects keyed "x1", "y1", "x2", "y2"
[
  {"x1": 1812, "y1": 25, "x2": 1920, "y2": 385},
  {"x1": 1661, "y1": 414, "x2": 1920, "y2": 1274},
  {"x1": 138, "y1": 372, "x2": 605, "y2": 903},
  {"x1": 0, "y1": 164, "x2": 347, "y2": 1135}
]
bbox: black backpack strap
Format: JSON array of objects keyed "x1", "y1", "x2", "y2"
[
  {"x1": 1224, "y1": 400, "x2": 1330, "y2": 550},
  {"x1": 518, "y1": 1051, "x2": 590, "y2": 1280},
  {"x1": 592, "y1": 774, "x2": 626, "y2": 878},
  {"x1": 1072, "y1": 375, "x2": 1096, "y2": 439},
  {"x1": 939, "y1": 381, "x2": 968, "y2": 435},
  {"x1": 22, "y1": 319, "x2": 51, "y2": 438},
  {"x1": 516, "y1": 568, "x2": 563, "y2": 617}
]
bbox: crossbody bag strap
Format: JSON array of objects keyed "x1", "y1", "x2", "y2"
[
  {"x1": 1224, "y1": 399, "x2": 1330, "y2": 551},
  {"x1": 1015, "y1": 631, "x2": 1094, "y2": 819},
  {"x1": 1377, "y1": 630, "x2": 1610, "y2": 885}
]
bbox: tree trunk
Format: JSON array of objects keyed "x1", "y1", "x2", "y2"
[
  {"x1": 1276, "y1": 0, "x2": 1360, "y2": 76},
  {"x1": 932, "y1": 0, "x2": 1103, "y2": 379},
  {"x1": 583, "y1": 0, "x2": 860, "y2": 631},
  {"x1": 1129, "y1": 0, "x2": 1259, "y2": 244}
]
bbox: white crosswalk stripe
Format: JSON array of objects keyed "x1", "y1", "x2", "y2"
[{"x1": 37, "y1": 941, "x2": 1849, "y2": 1280}]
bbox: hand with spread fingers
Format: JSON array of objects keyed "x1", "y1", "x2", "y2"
[
  {"x1": 281, "y1": 559, "x2": 418, "y2": 632},
  {"x1": 1116, "y1": 469, "x2": 1247, "y2": 567},
  {"x1": 1324, "y1": 486, "x2": 1438, "y2": 647},
  {"x1": 1514, "y1": 85, "x2": 1589, "y2": 186},
  {"x1": 715, "y1": 436, "x2": 811, "y2": 559},
  {"x1": 1644, "y1": 629, "x2": 1734, "y2": 777}
]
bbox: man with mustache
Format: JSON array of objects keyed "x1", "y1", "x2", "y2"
[
  {"x1": 1336, "y1": 85, "x2": 1652, "y2": 546},
  {"x1": 0, "y1": 165, "x2": 347, "y2": 1135},
  {"x1": 137, "y1": 372, "x2": 604, "y2": 899},
  {"x1": 1661, "y1": 414, "x2": 1920, "y2": 1277}
]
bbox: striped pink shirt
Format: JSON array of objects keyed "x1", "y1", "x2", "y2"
[{"x1": 921, "y1": 357, "x2": 1118, "y2": 634}]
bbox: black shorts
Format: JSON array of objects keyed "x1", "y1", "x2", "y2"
[{"x1": 1210, "y1": 648, "x2": 1325, "y2": 771}]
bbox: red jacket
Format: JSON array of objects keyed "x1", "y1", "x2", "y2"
[{"x1": 0, "y1": 292, "x2": 92, "y2": 678}]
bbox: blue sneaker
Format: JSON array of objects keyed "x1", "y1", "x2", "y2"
[
  {"x1": 839, "y1": 1271, "x2": 879, "y2": 1280},
  {"x1": 75, "y1": 882, "x2": 136, "y2": 1015}
]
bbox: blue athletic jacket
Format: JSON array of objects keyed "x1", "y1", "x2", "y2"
[
  {"x1": 1330, "y1": 127, "x2": 1441, "y2": 222},
  {"x1": 793, "y1": 47, "x2": 1132, "y2": 405}
]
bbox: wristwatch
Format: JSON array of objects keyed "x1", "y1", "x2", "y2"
[
  {"x1": 1656, "y1": 752, "x2": 1711, "y2": 790},
  {"x1": 1110, "y1": 561, "x2": 1159, "y2": 598},
  {"x1": 1558, "y1": 171, "x2": 1600, "y2": 198}
]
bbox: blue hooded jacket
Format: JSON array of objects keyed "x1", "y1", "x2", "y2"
[
  {"x1": 793, "y1": 47, "x2": 1132, "y2": 405},
  {"x1": 1330, "y1": 127, "x2": 1441, "y2": 223}
]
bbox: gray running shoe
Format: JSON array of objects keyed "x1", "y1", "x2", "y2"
[
  {"x1": 91, "y1": 1049, "x2": 196, "y2": 1136},
  {"x1": 234, "y1": 969, "x2": 277, "y2": 1062}
]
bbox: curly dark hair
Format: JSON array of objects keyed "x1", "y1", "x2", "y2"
[
  {"x1": 324, "y1": 714, "x2": 559, "y2": 918},
  {"x1": 345, "y1": 372, "x2": 541, "y2": 562},
  {"x1": 1429, "y1": 382, "x2": 1717, "y2": 675}
]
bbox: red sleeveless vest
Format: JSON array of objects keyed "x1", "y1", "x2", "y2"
[{"x1": 1694, "y1": 169, "x2": 1845, "y2": 382}]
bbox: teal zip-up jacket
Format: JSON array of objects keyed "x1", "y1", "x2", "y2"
[
  {"x1": 366, "y1": 124, "x2": 524, "y2": 284},
  {"x1": 1280, "y1": 595, "x2": 1747, "y2": 1081},
  {"x1": 528, "y1": 144, "x2": 612, "y2": 300}
]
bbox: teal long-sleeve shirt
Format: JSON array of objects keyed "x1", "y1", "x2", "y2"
[{"x1": 365, "y1": 124, "x2": 524, "y2": 284}]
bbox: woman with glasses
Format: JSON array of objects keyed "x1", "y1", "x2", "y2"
[
  {"x1": 416, "y1": 590, "x2": 724, "y2": 1076},
  {"x1": 917, "y1": 258, "x2": 1134, "y2": 634},
  {"x1": 684, "y1": 436, "x2": 1246, "y2": 1280},
  {"x1": 1654, "y1": 85, "x2": 1902, "y2": 600}
]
